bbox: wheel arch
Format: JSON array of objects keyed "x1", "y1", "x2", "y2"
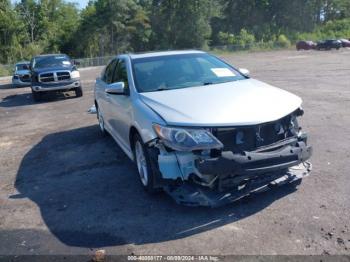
[{"x1": 129, "y1": 126, "x2": 140, "y2": 153}]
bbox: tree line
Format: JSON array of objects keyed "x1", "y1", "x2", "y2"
[{"x1": 1, "y1": 0, "x2": 350, "y2": 64}]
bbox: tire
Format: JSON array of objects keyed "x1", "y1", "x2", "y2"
[
  {"x1": 96, "y1": 106, "x2": 106, "y2": 136},
  {"x1": 75, "y1": 86, "x2": 83, "y2": 97},
  {"x1": 133, "y1": 133, "x2": 157, "y2": 193},
  {"x1": 32, "y1": 90, "x2": 41, "y2": 102}
]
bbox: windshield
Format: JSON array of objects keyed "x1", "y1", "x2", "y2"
[
  {"x1": 15, "y1": 64, "x2": 28, "y2": 71},
  {"x1": 132, "y1": 53, "x2": 246, "y2": 93},
  {"x1": 33, "y1": 55, "x2": 71, "y2": 69}
]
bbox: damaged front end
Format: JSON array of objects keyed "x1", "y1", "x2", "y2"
[{"x1": 148, "y1": 109, "x2": 312, "y2": 207}]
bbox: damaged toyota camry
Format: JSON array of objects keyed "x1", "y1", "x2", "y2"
[{"x1": 94, "y1": 50, "x2": 312, "y2": 207}]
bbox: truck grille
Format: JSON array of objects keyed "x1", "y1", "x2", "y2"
[
  {"x1": 57, "y1": 71, "x2": 70, "y2": 81},
  {"x1": 213, "y1": 114, "x2": 294, "y2": 153},
  {"x1": 39, "y1": 71, "x2": 71, "y2": 83},
  {"x1": 19, "y1": 74, "x2": 31, "y2": 82}
]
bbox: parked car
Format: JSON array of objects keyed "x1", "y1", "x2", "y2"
[
  {"x1": 316, "y1": 39, "x2": 342, "y2": 50},
  {"x1": 339, "y1": 39, "x2": 350, "y2": 48},
  {"x1": 30, "y1": 54, "x2": 83, "y2": 101},
  {"x1": 296, "y1": 40, "x2": 316, "y2": 50},
  {"x1": 12, "y1": 61, "x2": 31, "y2": 88},
  {"x1": 94, "y1": 50, "x2": 312, "y2": 207}
]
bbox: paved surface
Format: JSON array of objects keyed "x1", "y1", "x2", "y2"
[{"x1": 0, "y1": 50, "x2": 349, "y2": 256}]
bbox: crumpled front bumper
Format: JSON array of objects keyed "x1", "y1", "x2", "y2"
[
  {"x1": 165, "y1": 162, "x2": 312, "y2": 207},
  {"x1": 197, "y1": 140, "x2": 312, "y2": 177},
  {"x1": 159, "y1": 137, "x2": 312, "y2": 207}
]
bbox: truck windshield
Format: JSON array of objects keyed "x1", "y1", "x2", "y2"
[
  {"x1": 33, "y1": 55, "x2": 71, "y2": 69},
  {"x1": 132, "y1": 53, "x2": 246, "y2": 93},
  {"x1": 16, "y1": 64, "x2": 29, "y2": 71}
]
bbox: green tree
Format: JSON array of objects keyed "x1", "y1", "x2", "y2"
[{"x1": 150, "y1": 0, "x2": 213, "y2": 49}]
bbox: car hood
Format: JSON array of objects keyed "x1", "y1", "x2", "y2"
[
  {"x1": 139, "y1": 79, "x2": 302, "y2": 127},
  {"x1": 33, "y1": 66, "x2": 73, "y2": 74},
  {"x1": 15, "y1": 70, "x2": 30, "y2": 75}
]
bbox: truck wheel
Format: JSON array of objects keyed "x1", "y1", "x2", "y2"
[
  {"x1": 32, "y1": 90, "x2": 41, "y2": 102},
  {"x1": 75, "y1": 86, "x2": 83, "y2": 97},
  {"x1": 133, "y1": 134, "x2": 157, "y2": 193}
]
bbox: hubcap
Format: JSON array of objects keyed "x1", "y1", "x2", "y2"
[{"x1": 135, "y1": 141, "x2": 148, "y2": 186}]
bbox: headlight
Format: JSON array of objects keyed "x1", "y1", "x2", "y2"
[
  {"x1": 71, "y1": 70, "x2": 80, "y2": 79},
  {"x1": 153, "y1": 124, "x2": 223, "y2": 151},
  {"x1": 289, "y1": 115, "x2": 300, "y2": 136}
]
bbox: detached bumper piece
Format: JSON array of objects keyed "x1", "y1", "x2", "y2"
[{"x1": 165, "y1": 162, "x2": 311, "y2": 207}]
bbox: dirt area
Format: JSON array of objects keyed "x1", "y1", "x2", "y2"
[{"x1": 0, "y1": 49, "x2": 349, "y2": 256}]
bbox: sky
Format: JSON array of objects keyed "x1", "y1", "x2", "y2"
[{"x1": 11, "y1": 0, "x2": 89, "y2": 9}]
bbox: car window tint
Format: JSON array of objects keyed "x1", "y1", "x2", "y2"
[
  {"x1": 112, "y1": 60, "x2": 129, "y2": 89},
  {"x1": 132, "y1": 53, "x2": 245, "y2": 93},
  {"x1": 104, "y1": 59, "x2": 117, "y2": 84}
]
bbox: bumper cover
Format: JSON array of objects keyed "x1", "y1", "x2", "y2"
[
  {"x1": 31, "y1": 80, "x2": 81, "y2": 92},
  {"x1": 12, "y1": 78, "x2": 30, "y2": 87}
]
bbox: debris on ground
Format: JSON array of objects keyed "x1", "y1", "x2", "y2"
[
  {"x1": 92, "y1": 249, "x2": 106, "y2": 262},
  {"x1": 88, "y1": 104, "x2": 97, "y2": 114}
]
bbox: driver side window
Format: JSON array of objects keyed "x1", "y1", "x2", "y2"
[
  {"x1": 112, "y1": 59, "x2": 129, "y2": 90},
  {"x1": 103, "y1": 59, "x2": 118, "y2": 84}
]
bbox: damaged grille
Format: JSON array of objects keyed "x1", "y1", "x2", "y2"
[{"x1": 213, "y1": 114, "x2": 295, "y2": 152}]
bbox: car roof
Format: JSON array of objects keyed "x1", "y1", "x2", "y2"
[
  {"x1": 128, "y1": 50, "x2": 206, "y2": 59},
  {"x1": 34, "y1": 54, "x2": 68, "y2": 59}
]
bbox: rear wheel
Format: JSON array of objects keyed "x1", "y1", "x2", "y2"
[
  {"x1": 75, "y1": 86, "x2": 83, "y2": 97},
  {"x1": 133, "y1": 134, "x2": 157, "y2": 193}
]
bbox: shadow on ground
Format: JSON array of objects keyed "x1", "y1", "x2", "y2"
[
  {"x1": 14, "y1": 125, "x2": 299, "y2": 248},
  {"x1": 0, "y1": 82, "x2": 15, "y2": 89},
  {"x1": 0, "y1": 91, "x2": 77, "y2": 107}
]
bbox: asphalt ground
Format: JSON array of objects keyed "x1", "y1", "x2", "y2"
[{"x1": 0, "y1": 49, "x2": 349, "y2": 256}]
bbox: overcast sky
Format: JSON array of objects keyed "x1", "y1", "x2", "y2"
[{"x1": 11, "y1": 0, "x2": 89, "y2": 9}]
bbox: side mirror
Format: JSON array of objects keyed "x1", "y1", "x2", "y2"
[
  {"x1": 239, "y1": 68, "x2": 250, "y2": 77},
  {"x1": 106, "y1": 82, "x2": 125, "y2": 95}
]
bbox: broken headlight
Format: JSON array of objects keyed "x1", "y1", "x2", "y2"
[{"x1": 153, "y1": 124, "x2": 223, "y2": 151}]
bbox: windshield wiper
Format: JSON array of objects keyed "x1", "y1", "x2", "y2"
[
  {"x1": 203, "y1": 82, "x2": 214, "y2": 86},
  {"x1": 152, "y1": 87, "x2": 170, "y2": 92}
]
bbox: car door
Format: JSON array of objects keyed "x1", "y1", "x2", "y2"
[
  {"x1": 95, "y1": 59, "x2": 118, "y2": 131},
  {"x1": 106, "y1": 58, "x2": 133, "y2": 152}
]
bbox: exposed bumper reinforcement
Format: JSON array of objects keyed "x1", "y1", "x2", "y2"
[
  {"x1": 164, "y1": 162, "x2": 312, "y2": 207},
  {"x1": 197, "y1": 141, "x2": 312, "y2": 176}
]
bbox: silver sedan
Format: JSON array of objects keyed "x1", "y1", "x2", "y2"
[{"x1": 94, "y1": 50, "x2": 312, "y2": 207}]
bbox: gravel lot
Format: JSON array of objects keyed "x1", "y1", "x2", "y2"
[{"x1": 0, "y1": 49, "x2": 349, "y2": 256}]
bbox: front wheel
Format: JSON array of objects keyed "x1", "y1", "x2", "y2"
[
  {"x1": 133, "y1": 134, "x2": 157, "y2": 193},
  {"x1": 96, "y1": 106, "x2": 106, "y2": 135},
  {"x1": 75, "y1": 86, "x2": 83, "y2": 97},
  {"x1": 32, "y1": 90, "x2": 41, "y2": 102}
]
